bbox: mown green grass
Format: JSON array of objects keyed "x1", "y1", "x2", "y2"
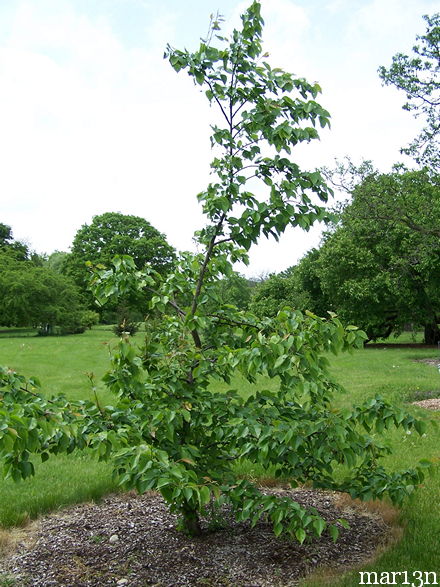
[
  {"x1": 375, "y1": 330, "x2": 427, "y2": 344},
  {"x1": 0, "y1": 455, "x2": 115, "y2": 527},
  {"x1": 329, "y1": 344, "x2": 440, "y2": 407},
  {"x1": 1, "y1": 325, "x2": 118, "y2": 402},
  {"x1": 0, "y1": 327, "x2": 121, "y2": 526},
  {"x1": 300, "y1": 345, "x2": 440, "y2": 586},
  {"x1": 0, "y1": 328, "x2": 439, "y2": 583}
]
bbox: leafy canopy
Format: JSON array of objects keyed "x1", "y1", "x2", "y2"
[
  {"x1": 275, "y1": 163, "x2": 440, "y2": 342},
  {"x1": 0, "y1": 223, "x2": 29, "y2": 262},
  {"x1": 250, "y1": 249, "x2": 328, "y2": 320},
  {"x1": 379, "y1": 13, "x2": 440, "y2": 169},
  {"x1": 318, "y1": 167, "x2": 440, "y2": 342},
  {"x1": 65, "y1": 212, "x2": 176, "y2": 295},
  {"x1": 64, "y1": 212, "x2": 177, "y2": 321},
  {"x1": 0, "y1": 228, "x2": 91, "y2": 334},
  {"x1": 0, "y1": 2, "x2": 432, "y2": 543}
]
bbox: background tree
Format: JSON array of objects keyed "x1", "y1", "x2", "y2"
[
  {"x1": 46, "y1": 250, "x2": 70, "y2": 274},
  {"x1": 250, "y1": 271, "x2": 297, "y2": 317},
  {"x1": 0, "y1": 224, "x2": 95, "y2": 335},
  {"x1": 66, "y1": 212, "x2": 175, "y2": 286},
  {"x1": 317, "y1": 168, "x2": 440, "y2": 342},
  {"x1": 253, "y1": 165, "x2": 440, "y2": 343},
  {"x1": 251, "y1": 250, "x2": 329, "y2": 318},
  {"x1": 0, "y1": 2, "x2": 429, "y2": 545},
  {"x1": 209, "y1": 271, "x2": 254, "y2": 311},
  {"x1": 0, "y1": 223, "x2": 29, "y2": 261},
  {"x1": 0, "y1": 254, "x2": 93, "y2": 334},
  {"x1": 65, "y1": 212, "x2": 176, "y2": 321},
  {"x1": 378, "y1": 13, "x2": 440, "y2": 169}
]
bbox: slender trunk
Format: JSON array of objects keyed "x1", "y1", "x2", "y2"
[
  {"x1": 179, "y1": 77, "x2": 237, "y2": 539},
  {"x1": 181, "y1": 504, "x2": 202, "y2": 536}
]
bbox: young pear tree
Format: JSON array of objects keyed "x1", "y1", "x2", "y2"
[{"x1": 0, "y1": 2, "x2": 430, "y2": 542}]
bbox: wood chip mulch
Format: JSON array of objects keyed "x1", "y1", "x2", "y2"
[
  {"x1": 411, "y1": 359, "x2": 440, "y2": 410},
  {"x1": 0, "y1": 488, "x2": 392, "y2": 587},
  {"x1": 411, "y1": 398, "x2": 440, "y2": 410}
]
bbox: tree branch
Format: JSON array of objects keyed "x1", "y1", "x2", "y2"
[
  {"x1": 145, "y1": 286, "x2": 186, "y2": 318},
  {"x1": 206, "y1": 79, "x2": 230, "y2": 126}
]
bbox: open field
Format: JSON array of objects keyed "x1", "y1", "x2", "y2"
[{"x1": 0, "y1": 328, "x2": 439, "y2": 585}]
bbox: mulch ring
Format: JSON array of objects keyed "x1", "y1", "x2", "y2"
[
  {"x1": 0, "y1": 488, "x2": 393, "y2": 587},
  {"x1": 410, "y1": 359, "x2": 440, "y2": 410},
  {"x1": 413, "y1": 358, "x2": 440, "y2": 367},
  {"x1": 411, "y1": 398, "x2": 440, "y2": 410}
]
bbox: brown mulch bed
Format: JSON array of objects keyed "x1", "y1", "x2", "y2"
[
  {"x1": 414, "y1": 359, "x2": 440, "y2": 367},
  {"x1": 0, "y1": 488, "x2": 392, "y2": 587},
  {"x1": 411, "y1": 398, "x2": 440, "y2": 410},
  {"x1": 410, "y1": 359, "x2": 440, "y2": 410}
]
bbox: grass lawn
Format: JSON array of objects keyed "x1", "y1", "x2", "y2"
[
  {"x1": 300, "y1": 345, "x2": 440, "y2": 586},
  {"x1": 0, "y1": 326, "x2": 120, "y2": 528},
  {"x1": 0, "y1": 328, "x2": 439, "y2": 584}
]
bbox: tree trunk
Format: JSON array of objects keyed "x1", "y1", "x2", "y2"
[
  {"x1": 181, "y1": 505, "x2": 202, "y2": 536},
  {"x1": 424, "y1": 321, "x2": 440, "y2": 344}
]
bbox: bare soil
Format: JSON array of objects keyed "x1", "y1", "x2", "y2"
[{"x1": 0, "y1": 488, "x2": 392, "y2": 587}]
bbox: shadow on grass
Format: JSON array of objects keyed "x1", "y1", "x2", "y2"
[{"x1": 0, "y1": 329, "x2": 38, "y2": 339}]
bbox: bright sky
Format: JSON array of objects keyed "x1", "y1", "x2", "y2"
[{"x1": 0, "y1": 0, "x2": 436, "y2": 277}]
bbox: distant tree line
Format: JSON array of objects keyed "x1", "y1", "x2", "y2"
[
  {"x1": 2, "y1": 12, "x2": 438, "y2": 340},
  {"x1": 3, "y1": 173, "x2": 440, "y2": 342},
  {"x1": 0, "y1": 212, "x2": 176, "y2": 335}
]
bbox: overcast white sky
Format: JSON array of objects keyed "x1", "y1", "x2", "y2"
[{"x1": 0, "y1": 0, "x2": 436, "y2": 276}]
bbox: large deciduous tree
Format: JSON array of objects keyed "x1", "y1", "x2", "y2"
[
  {"x1": 378, "y1": 13, "x2": 440, "y2": 170},
  {"x1": 317, "y1": 168, "x2": 440, "y2": 342},
  {"x1": 65, "y1": 212, "x2": 176, "y2": 292},
  {"x1": 65, "y1": 212, "x2": 176, "y2": 322},
  {"x1": 0, "y1": 2, "x2": 430, "y2": 543}
]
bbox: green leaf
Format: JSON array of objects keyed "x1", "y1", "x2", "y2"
[
  {"x1": 312, "y1": 518, "x2": 325, "y2": 537},
  {"x1": 329, "y1": 525, "x2": 339, "y2": 542},
  {"x1": 18, "y1": 460, "x2": 34, "y2": 479},
  {"x1": 414, "y1": 420, "x2": 427, "y2": 436},
  {"x1": 295, "y1": 527, "x2": 306, "y2": 544},
  {"x1": 195, "y1": 71, "x2": 205, "y2": 85},
  {"x1": 199, "y1": 485, "x2": 211, "y2": 506},
  {"x1": 156, "y1": 477, "x2": 170, "y2": 489},
  {"x1": 183, "y1": 486, "x2": 193, "y2": 501},
  {"x1": 274, "y1": 355, "x2": 287, "y2": 369}
]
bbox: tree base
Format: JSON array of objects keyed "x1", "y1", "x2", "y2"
[{"x1": 424, "y1": 322, "x2": 440, "y2": 345}]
